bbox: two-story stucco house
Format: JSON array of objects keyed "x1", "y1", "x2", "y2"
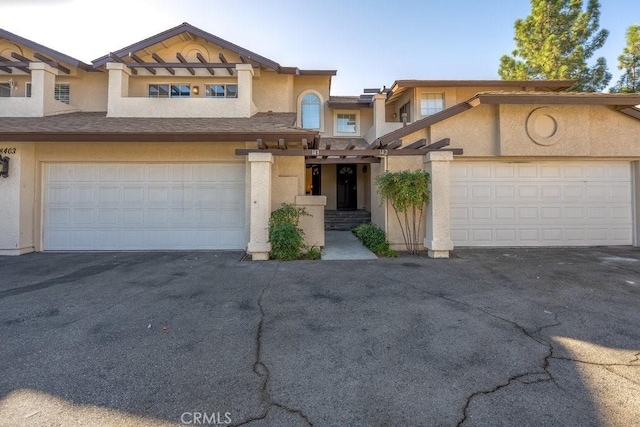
[{"x1": 1, "y1": 23, "x2": 640, "y2": 259}]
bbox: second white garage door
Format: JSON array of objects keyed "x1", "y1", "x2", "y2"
[
  {"x1": 450, "y1": 161, "x2": 633, "y2": 247},
  {"x1": 44, "y1": 163, "x2": 246, "y2": 251}
]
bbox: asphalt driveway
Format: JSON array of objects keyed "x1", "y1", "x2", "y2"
[{"x1": 1, "y1": 247, "x2": 639, "y2": 426}]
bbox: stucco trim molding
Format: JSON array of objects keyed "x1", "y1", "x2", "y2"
[{"x1": 526, "y1": 106, "x2": 564, "y2": 146}]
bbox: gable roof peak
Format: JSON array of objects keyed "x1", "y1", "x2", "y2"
[
  {"x1": 91, "y1": 22, "x2": 282, "y2": 71},
  {"x1": 0, "y1": 27, "x2": 92, "y2": 71}
]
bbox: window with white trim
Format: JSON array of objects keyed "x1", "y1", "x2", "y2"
[
  {"x1": 333, "y1": 110, "x2": 360, "y2": 136},
  {"x1": 301, "y1": 93, "x2": 321, "y2": 129},
  {"x1": 205, "y1": 84, "x2": 238, "y2": 98},
  {"x1": 54, "y1": 83, "x2": 70, "y2": 104},
  {"x1": 420, "y1": 92, "x2": 444, "y2": 116},
  {"x1": 26, "y1": 82, "x2": 31, "y2": 98},
  {"x1": 148, "y1": 84, "x2": 191, "y2": 98}
]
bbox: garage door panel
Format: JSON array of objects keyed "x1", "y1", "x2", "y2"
[
  {"x1": 44, "y1": 163, "x2": 246, "y2": 251},
  {"x1": 123, "y1": 165, "x2": 145, "y2": 182},
  {"x1": 451, "y1": 162, "x2": 632, "y2": 247}
]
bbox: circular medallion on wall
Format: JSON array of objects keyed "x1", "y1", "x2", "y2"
[{"x1": 526, "y1": 107, "x2": 563, "y2": 146}]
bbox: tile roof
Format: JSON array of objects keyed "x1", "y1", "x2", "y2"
[{"x1": 0, "y1": 112, "x2": 317, "y2": 142}]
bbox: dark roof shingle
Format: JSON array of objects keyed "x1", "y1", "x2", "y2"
[{"x1": 0, "y1": 112, "x2": 317, "y2": 142}]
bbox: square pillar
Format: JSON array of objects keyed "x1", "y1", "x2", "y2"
[
  {"x1": 424, "y1": 151, "x2": 454, "y2": 258},
  {"x1": 0, "y1": 143, "x2": 36, "y2": 255},
  {"x1": 372, "y1": 93, "x2": 387, "y2": 138},
  {"x1": 634, "y1": 161, "x2": 640, "y2": 247},
  {"x1": 236, "y1": 64, "x2": 256, "y2": 117},
  {"x1": 106, "y1": 63, "x2": 131, "y2": 117},
  {"x1": 28, "y1": 62, "x2": 58, "y2": 117},
  {"x1": 247, "y1": 152, "x2": 273, "y2": 260}
]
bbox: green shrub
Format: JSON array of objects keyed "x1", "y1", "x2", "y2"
[
  {"x1": 352, "y1": 223, "x2": 398, "y2": 257},
  {"x1": 269, "y1": 204, "x2": 310, "y2": 260},
  {"x1": 303, "y1": 246, "x2": 322, "y2": 260}
]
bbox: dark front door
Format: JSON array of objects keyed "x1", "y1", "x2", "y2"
[{"x1": 337, "y1": 164, "x2": 357, "y2": 210}]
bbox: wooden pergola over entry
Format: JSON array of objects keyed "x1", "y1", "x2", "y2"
[{"x1": 235, "y1": 137, "x2": 463, "y2": 163}]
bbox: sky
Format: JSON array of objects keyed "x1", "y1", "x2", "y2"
[{"x1": 1, "y1": 0, "x2": 638, "y2": 95}]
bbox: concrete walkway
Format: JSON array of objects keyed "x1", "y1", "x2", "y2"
[{"x1": 321, "y1": 230, "x2": 378, "y2": 260}]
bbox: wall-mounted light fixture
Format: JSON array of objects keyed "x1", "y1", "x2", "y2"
[
  {"x1": 8, "y1": 78, "x2": 17, "y2": 91},
  {"x1": 192, "y1": 86, "x2": 199, "y2": 95},
  {"x1": 362, "y1": 165, "x2": 368, "y2": 173},
  {"x1": 0, "y1": 156, "x2": 9, "y2": 178}
]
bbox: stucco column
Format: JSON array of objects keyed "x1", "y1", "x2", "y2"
[
  {"x1": 634, "y1": 161, "x2": 640, "y2": 247},
  {"x1": 424, "y1": 151, "x2": 454, "y2": 258},
  {"x1": 0, "y1": 143, "x2": 36, "y2": 255},
  {"x1": 29, "y1": 62, "x2": 58, "y2": 117},
  {"x1": 236, "y1": 64, "x2": 256, "y2": 117},
  {"x1": 106, "y1": 62, "x2": 131, "y2": 117},
  {"x1": 372, "y1": 93, "x2": 386, "y2": 139},
  {"x1": 247, "y1": 152, "x2": 273, "y2": 260}
]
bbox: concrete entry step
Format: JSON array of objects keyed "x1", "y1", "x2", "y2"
[
  {"x1": 324, "y1": 210, "x2": 371, "y2": 231},
  {"x1": 321, "y1": 230, "x2": 378, "y2": 260}
]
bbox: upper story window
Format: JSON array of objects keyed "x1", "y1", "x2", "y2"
[
  {"x1": 0, "y1": 83, "x2": 10, "y2": 98},
  {"x1": 55, "y1": 83, "x2": 70, "y2": 104},
  {"x1": 420, "y1": 93, "x2": 444, "y2": 116},
  {"x1": 334, "y1": 111, "x2": 359, "y2": 135},
  {"x1": 148, "y1": 84, "x2": 191, "y2": 98},
  {"x1": 171, "y1": 84, "x2": 190, "y2": 98},
  {"x1": 205, "y1": 84, "x2": 238, "y2": 98},
  {"x1": 301, "y1": 93, "x2": 321, "y2": 129},
  {"x1": 337, "y1": 113, "x2": 357, "y2": 133}
]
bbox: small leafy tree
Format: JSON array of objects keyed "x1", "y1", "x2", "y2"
[
  {"x1": 376, "y1": 170, "x2": 430, "y2": 254},
  {"x1": 268, "y1": 203, "x2": 310, "y2": 260}
]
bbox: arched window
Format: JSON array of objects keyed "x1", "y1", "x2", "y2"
[{"x1": 301, "y1": 93, "x2": 321, "y2": 129}]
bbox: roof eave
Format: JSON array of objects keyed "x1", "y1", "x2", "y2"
[
  {"x1": 0, "y1": 27, "x2": 93, "y2": 71},
  {"x1": 327, "y1": 103, "x2": 372, "y2": 109},
  {"x1": 476, "y1": 93, "x2": 640, "y2": 106},
  {"x1": 392, "y1": 79, "x2": 577, "y2": 90},
  {"x1": 0, "y1": 130, "x2": 318, "y2": 143}
]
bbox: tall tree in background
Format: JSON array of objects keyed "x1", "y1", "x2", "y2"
[
  {"x1": 611, "y1": 24, "x2": 640, "y2": 93},
  {"x1": 499, "y1": 0, "x2": 611, "y2": 92}
]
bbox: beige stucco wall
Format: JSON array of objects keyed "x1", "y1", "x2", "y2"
[
  {"x1": 271, "y1": 156, "x2": 305, "y2": 210},
  {"x1": 62, "y1": 70, "x2": 108, "y2": 112},
  {"x1": 0, "y1": 142, "x2": 36, "y2": 255},
  {"x1": 432, "y1": 104, "x2": 499, "y2": 157},
  {"x1": 634, "y1": 162, "x2": 640, "y2": 247},
  {"x1": 253, "y1": 71, "x2": 294, "y2": 112},
  {"x1": 294, "y1": 76, "x2": 331, "y2": 132},
  {"x1": 429, "y1": 104, "x2": 640, "y2": 159}
]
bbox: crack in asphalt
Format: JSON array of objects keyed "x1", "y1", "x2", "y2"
[
  {"x1": 550, "y1": 355, "x2": 640, "y2": 368},
  {"x1": 604, "y1": 366, "x2": 640, "y2": 387},
  {"x1": 379, "y1": 273, "x2": 563, "y2": 427},
  {"x1": 232, "y1": 264, "x2": 313, "y2": 427}
]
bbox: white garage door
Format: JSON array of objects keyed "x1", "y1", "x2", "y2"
[
  {"x1": 450, "y1": 162, "x2": 633, "y2": 247},
  {"x1": 44, "y1": 163, "x2": 246, "y2": 250}
]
